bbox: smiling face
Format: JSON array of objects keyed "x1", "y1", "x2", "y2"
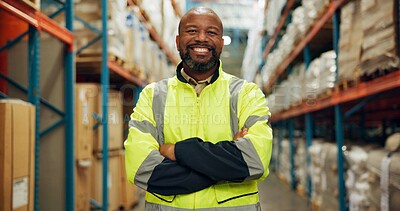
[{"x1": 176, "y1": 7, "x2": 224, "y2": 73}]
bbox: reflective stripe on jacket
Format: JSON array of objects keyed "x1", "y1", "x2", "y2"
[{"x1": 124, "y1": 62, "x2": 273, "y2": 210}]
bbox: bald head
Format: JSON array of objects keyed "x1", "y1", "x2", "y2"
[{"x1": 178, "y1": 7, "x2": 223, "y2": 35}]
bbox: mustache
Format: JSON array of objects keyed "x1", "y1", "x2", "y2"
[{"x1": 187, "y1": 43, "x2": 215, "y2": 51}]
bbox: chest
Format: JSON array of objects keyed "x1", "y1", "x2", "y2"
[{"x1": 163, "y1": 85, "x2": 232, "y2": 144}]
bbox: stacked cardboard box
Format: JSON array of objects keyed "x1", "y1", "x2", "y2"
[
  {"x1": 0, "y1": 100, "x2": 35, "y2": 211},
  {"x1": 75, "y1": 84, "x2": 98, "y2": 160},
  {"x1": 75, "y1": 84, "x2": 99, "y2": 211},
  {"x1": 91, "y1": 151, "x2": 123, "y2": 211},
  {"x1": 338, "y1": 0, "x2": 363, "y2": 83},
  {"x1": 75, "y1": 83, "x2": 137, "y2": 210},
  {"x1": 120, "y1": 151, "x2": 139, "y2": 210},
  {"x1": 94, "y1": 89, "x2": 124, "y2": 151},
  {"x1": 360, "y1": 0, "x2": 399, "y2": 76}
]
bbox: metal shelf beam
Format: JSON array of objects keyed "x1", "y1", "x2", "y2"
[
  {"x1": 0, "y1": 0, "x2": 73, "y2": 47},
  {"x1": 270, "y1": 70, "x2": 400, "y2": 122},
  {"x1": 262, "y1": 0, "x2": 295, "y2": 59},
  {"x1": 127, "y1": 0, "x2": 180, "y2": 65},
  {"x1": 108, "y1": 60, "x2": 145, "y2": 87},
  {"x1": 263, "y1": 0, "x2": 346, "y2": 91},
  {"x1": 171, "y1": 0, "x2": 183, "y2": 17}
]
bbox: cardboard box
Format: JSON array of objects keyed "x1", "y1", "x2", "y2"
[
  {"x1": 75, "y1": 84, "x2": 99, "y2": 160},
  {"x1": 94, "y1": 90, "x2": 124, "y2": 152},
  {"x1": 75, "y1": 161, "x2": 92, "y2": 211},
  {"x1": 120, "y1": 152, "x2": 138, "y2": 210},
  {"x1": 0, "y1": 100, "x2": 35, "y2": 211},
  {"x1": 91, "y1": 150, "x2": 123, "y2": 211}
]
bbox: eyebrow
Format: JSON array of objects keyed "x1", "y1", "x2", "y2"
[{"x1": 183, "y1": 24, "x2": 221, "y2": 32}]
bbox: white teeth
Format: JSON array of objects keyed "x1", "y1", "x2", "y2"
[{"x1": 193, "y1": 48, "x2": 208, "y2": 52}]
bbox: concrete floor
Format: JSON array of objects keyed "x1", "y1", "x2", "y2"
[
  {"x1": 132, "y1": 173, "x2": 311, "y2": 211},
  {"x1": 259, "y1": 173, "x2": 311, "y2": 211}
]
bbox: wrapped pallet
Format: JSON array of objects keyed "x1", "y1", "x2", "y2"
[
  {"x1": 345, "y1": 146, "x2": 374, "y2": 211},
  {"x1": 320, "y1": 143, "x2": 339, "y2": 211},
  {"x1": 338, "y1": 0, "x2": 363, "y2": 83},
  {"x1": 367, "y1": 149, "x2": 400, "y2": 210},
  {"x1": 277, "y1": 139, "x2": 292, "y2": 184},
  {"x1": 309, "y1": 141, "x2": 340, "y2": 210},
  {"x1": 303, "y1": 0, "x2": 329, "y2": 21},
  {"x1": 304, "y1": 51, "x2": 336, "y2": 99},
  {"x1": 141, "y1": 0, "x2": 163, "y2": 35},
  {"x1": 309, "y1": 141, "x2": 324, "y2": 206},
  {"x1": 109, "y1": 0, "x2": 128, "y2": 61},
  {"x1": 295, "y1": 138, "x2": 308, "y2": 195},
  {"x1": 360, "y1": 0, "x2": 400, "y2": 77}
]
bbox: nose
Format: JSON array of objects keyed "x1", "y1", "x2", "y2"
[{"x1": 195, "y1": 31, "x2": 207, "y2": 42}]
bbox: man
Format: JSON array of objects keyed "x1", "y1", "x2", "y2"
[{"x1": 124, "y1": 6, "x2": 273, "y2": 210}]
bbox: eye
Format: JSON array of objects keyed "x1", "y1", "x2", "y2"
[
  {"x1": 208, "y1": 31, "x2": 218, "y2": 36},
  {"x1": 187, "y1": 29, "x2": 197, "y2": 34}
]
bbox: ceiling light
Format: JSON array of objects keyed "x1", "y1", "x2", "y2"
[{"x1": 223, "y1": 35, "x2": 231, "y2": 45}]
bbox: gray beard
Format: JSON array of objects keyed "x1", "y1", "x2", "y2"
[{"x1": 180, "y1": 48, "x2": 219, "y2": 72}]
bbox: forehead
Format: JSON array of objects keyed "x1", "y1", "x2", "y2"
[{"x1": 181, "y1": 12, "x2": 222, "y2": 30}]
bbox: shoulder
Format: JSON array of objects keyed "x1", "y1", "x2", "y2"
[{"x1": 223, "y1": 73, "x2": 260, "y2": 92}]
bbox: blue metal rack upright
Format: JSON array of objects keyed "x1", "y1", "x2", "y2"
[
  {"x1": 303, "y1": 45, "x2": 313, "y2": 199},
  {"x1": 332, "y1": 9, "x2": 346, "y2": 211},
  {"x1": 0, "y1": 0, "x2": 75, "y2": 210},
  {"x1": 27, "y1": 25, "x2": 41, "y2": 211},
  {"x1": 65, "y1": 0, "x2": 75, "y2": 210},
  {"x1": 101, "y1": 0, "x2": 109, "y2": 210}
]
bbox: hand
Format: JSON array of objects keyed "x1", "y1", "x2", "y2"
[
  {"x1": 159, "y1": 144, "x2": 176, "y2": 161},
  {"x1": 233, "y1": 128, "x2": 248, "y2": 141}
]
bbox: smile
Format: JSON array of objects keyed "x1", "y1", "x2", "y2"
[{"x1": 192, "y1": 47, "x2": 210, "y2": 53}]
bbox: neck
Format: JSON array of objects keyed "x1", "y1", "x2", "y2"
[{"x1": 182, "y1": 63, "x2": 218, "y2": 81}]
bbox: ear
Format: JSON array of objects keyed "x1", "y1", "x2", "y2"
[
  {"x1": 175, "y1": 35, "x2": 180, "y2": 51},
  {"x1": 221, "y1": 37, "x2": 225, "y2": 49}
]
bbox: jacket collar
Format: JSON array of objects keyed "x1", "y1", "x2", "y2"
[{"x1": 176, "y1": 61, "x2": 221, "y2": 84}]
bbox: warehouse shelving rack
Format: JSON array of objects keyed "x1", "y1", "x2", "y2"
[
  {"x1": 1, "y1": 1, "x2": 180, "y2": 211},
  {"x1": 74, "y1": 0, "x2": 179, "y2": 210},
  {"x1": 263, "y1": 0, "x2": 400, "y2": 211},
  {"x1": 0, "y1": 0, "x2": 75, "y2": 211}
]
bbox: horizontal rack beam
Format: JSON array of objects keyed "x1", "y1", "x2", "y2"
[
  {"x1": 127, "y1": 0, "x2": 180, "y2": 65},
  {"x1": 0, "y1": 0, "x2": 73, "y2": 47},
  {"x1": 270, "y1": 70, "x2": 400, "y2": 121},
  {"x1": 262, "y1": 0, "x2": 295, "y2": 59},
  {"x1": 264, "y1": 0, "x2": 345, "y2": 91},
  {"x1": 108, "y1": 60, "x2": 145, "y2": 87}
]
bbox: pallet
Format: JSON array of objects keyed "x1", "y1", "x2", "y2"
[
  {"x1": 296, "y1": 185, "x2": 308, "y2": 199},
  {"x1": 361, "y1": 68, "x2": 399, "y2": 82},
  {"x1": 311, "y1": 199, "x2": 321, "y2": 211},
  {"x1": 291, "y1": 99, "x2": 305, "y2": 108},
  {"x1": 318, "y1": 88, "x2": 333, "y2": 99},
  {"x1": 21, "y1": 0, "x2": 40, "y2": 10},
  {"x1": 335, "y1": 78, "x2": 359, "y2": 92},
  {"x1": 109, "y1": 53, "x2": 125, "y2": 67}
]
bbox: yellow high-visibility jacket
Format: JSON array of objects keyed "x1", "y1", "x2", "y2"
[{"x1": 124, "y1": 62, "x2": 273, "y2": 210}]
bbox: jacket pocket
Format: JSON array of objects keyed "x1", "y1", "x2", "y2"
[
  {"x1": 214, "y1": 181, "x2": 258, "y2": 204},
  {"x1": 149, "y1": 192, "x2": 176, "y2": 203}
]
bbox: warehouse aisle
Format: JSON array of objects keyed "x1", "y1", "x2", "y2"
[
  {"x1": 259, "y1": 173, "x2": 311, "y2": 211},
  {"x1": 132, "y1": 172, "x2": 311, "y2": 211}
]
